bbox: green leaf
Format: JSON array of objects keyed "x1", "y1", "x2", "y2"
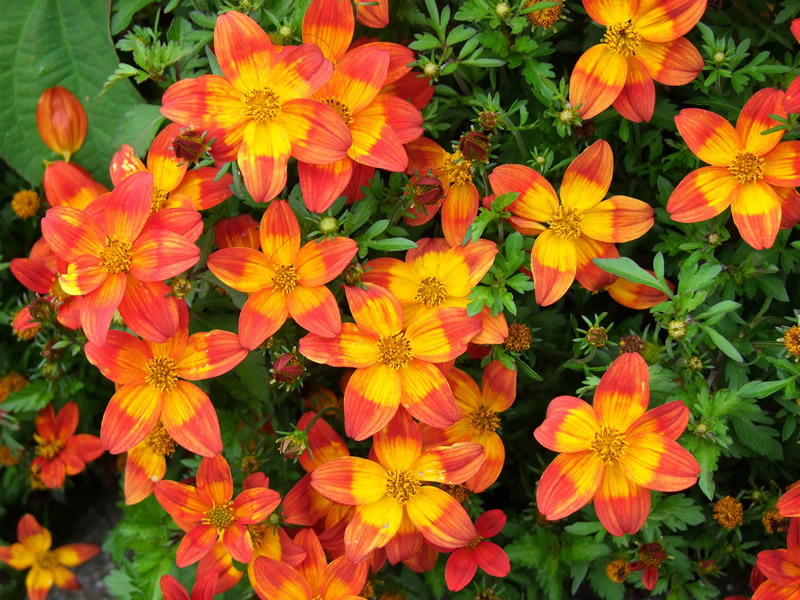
[
  {"x1": 0, "y1": 0, "x2": 144, "y2": 186},
  {"x1": 0, "y1": 380, "x2": 54, "y2": 413},
  {"x1": 367, "y1": 238, "x2": 418, "y2": 252},
  {"x1": 113, "y1": 103, "x2": 165, "y2": 157},
  {"x1": 111, "y1": 0, "x2": 157, "y2": 35},
  {"x1": 592, "y1": 257, "x2": 672, "y2": 296},
  {"x1": 695, "y1": 440, "x2": 720, "y2": 500},
  {"x1": 699, "y1": 324, "x2": 744, "y2": 363}
]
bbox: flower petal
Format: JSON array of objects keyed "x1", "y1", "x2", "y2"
[
  {"x1": 530, "y1": 229, "x2": 577, "y2": 306},
  {"x1": 406, "y1": 486, "x2": 476, "y2": 549},
  {"x1": 84, "y1": 330, "x2": 149, "y2": 384},
  {"x1": 214, "y1": 11, "x2": 274, "y2": 93},
  {"x1": 176, "y1": 330, "x2": 247, "y2": 380},
  {"x1": 580, "y1": 195, "x2": 654, "y2": 243},
  {"x1": 118, "y1": 278, "x2": 180, "y2": 344},
  {"x1": 737, "y1": 88, "x2": 786, "y2": 156},
  {"x1": 298, "y1": 157, "x2": 355, "y2": 213},
  {"x1": 731, "y1": 180, "x2": 781, "y2": 250},
  {"x1": 398, "y1": 359, "x2": 462, "y2": 429},
  {"x1": 171, "y1": 168, "x2": 233, "y2": 211},
  {"x1": 176, "y1": 524, "x2": 218, "y2": 568},
  {"x1": 162, "y1": 381, "x2": 223, "y2": 457},
  {"x1": 756, "y1": 549, "x2": 800, "y2": 588},
  {"x1": 207, "y1": 247, "x2": 274, "y2": 293},
  {"x1": 51, "y1": 544, "x2": 99, "y2": 567},
  {"x1": 129, "y1": 229, "x2": 200, "y2": 281},
  {"x1": 345, "y1": 362, "x2": 402, "y2": 440},
  {"x1": 238, "y1": 120, "x2": 291, "y2": 203},
  {"x1": 18, "y1": 515, "x2": 52, "y2": 553},
  {"x1": 124, "y1": 440, "x2": 167, "y2": 505},
  {"x1": 561, "y1": 140, "x2": 614, "y2": 212},
  {"x1": 574, "y1": 235, "x2": 618, "y2": 292},
  {"x1": 239, "y1": 288, "x2": 290, "y2": 351},
  {"x1": 633, "y1": 0, "x2": 705, "y2": 42},
  {"x1": 475, "y1": 540, "x2": 510, "y2": 578},
  {"x1": 569, "y1": 44, "x2": 628, "y2": 120},
  {"x1": 489, "y1": 163, "x2": 557, "y2": 223},
  {"x1": 374, "y1": 406, "x2": 423, "y2": 471},
  {"x1": 41, "y1": 206, "x2": 104, "y2": 263},
  {"x1": 311, "y1": 456, "x2": 388, "y2": 505},
  {"x1": 594, "y1": 461, "x2": 651, "y2": 536},
  {"x1": 675, "y1": 109, "x2": 741, "y2": 166},
  {"x1": 441, "y1": 182, "x2": 479, "y2": 248},
  {"x1": 613, "y1": 57, "x2": 655, "y2": 123},
  {"x1": 445, "y1": 548, "x2": 477, "y2": 592},
  {"x1": 101, "y1": 383, "x2": 162, "y2": 454},
  {"x1": 620, "y1": 433, "x2": 700, "y2": 491},
  {"x1": 536, "y1": 451, "x2": 604, "y2": 521},
  {"x1": 413, "y1": 441, "x2": 485, "y2": 484},
  {"x1": 299, "y1": 323, "x2": 380, "y2": 367},
  {"x1": 594, "y1": 352, "x2": 649, "y2": 431},
  {"x1": 344, "y1": 496, "x2": 403, "y2": 563},
  {"x1": 666, "y1": 167, "x2": 737, "y2": 222},
  {"x1": 252, "y1": 558, "x2": 311, "y2": 600},
  {"x1": 302, "y1": 0, "x2": 354, "y2": 61},
  {"x1": 345, "y1": 282, "x2": 404, "y2": 336},
  {"x1": 319, "y1": 555, "x2": 370, "y2": 599},
  {"x1": 197, "y1": 454, "x2": 233, "y2": 505},
  {"x1": 161, "y1": 75, "x2": 245, "y2": 131},
  {"x1": 763, "y1": 141, "x2": 800, "y2": 187},
  {"x1": 534, "y1": 396, "x2": 599, "y2": 453},
  {"x1": 281, "y1": 98, "x2": 353, "y2": 164},
  {"x1": 296, "y1": 236, "x2": 358, "y2": 286},
  {"x1": 583, "y1": 0, "x2": 638, "y2": 24},
  {"x1": 637, "y1": 37, "x2": 704, "y2": 85}
]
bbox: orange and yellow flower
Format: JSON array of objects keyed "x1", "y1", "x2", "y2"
[
  {"x1": 252, "y1": 528, "x2": 368, "y2": 600},
  {"x1": 0, "y1": 513, "x2": 99, "y2": 600},
  {"x1": 444, "y1": 509, "x2": 510, "y2": 592},
  {"x1": 154, "y1": 454, "x2": 282, "y2": 567},
  {"x1": 41, "y1": 171, "x2": 199, "y2": 345},
  {"x1": 297, "y1": 0, "x2": 423, "y2": 212},
  {"x1": 311, "y1": 409, "x2": 485, "y2": 563},
  {"x1": 30, "y1": 402, "x2": 103, "y2": 489},
  {"x1": 84, "y1": 303, "x2": 247, "y2": 456},
  {"x1": 207, "y1": 199, "x2": 358, "y2": 350},
  {"x1": 36, "y1": 86, "x2": 87, "y2": 162},
  {"x1": 299, "y1": 283, "x2": 480, "y2": 440},
  {"x1": 160, "y1": 571, "x2": 218, "y2": 600},
  {"x1": 122, "y1": 421, "x2": 176, "y2": 505},
  {"x1": 160, "y1": 11, "x2": 352, "y2": 203},
  {"x1": 667, "y1": 88, "x2": 800, "y2": 249},
  {"x1": 362, "y1": 237, "x2": 505, "y2": 344},
  {"x1": 421, "y1": 360, "x2": 516, "y2": 493},
  {"x1": 489, "y1": 140, "x2": 654, "y2": 306},
  {"x1": 754, "y1": 519, "x2": 800, "y2": 599},
  {"x1": 42, "y1": 161, "x2": 108, "y2": 210},
  {"x1": 534, "y1": 352, "x2": 700, "y2": 535},
  {"x1": 109, "y1": 123, "x2": 233, "y2": 214},
  {"x1": 569, "y1": 0, "x2": 706, "y2": 121}
]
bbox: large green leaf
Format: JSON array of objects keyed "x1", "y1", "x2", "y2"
[{"x1": 0, "y1": 0, "x2": 144, "y2": 187}]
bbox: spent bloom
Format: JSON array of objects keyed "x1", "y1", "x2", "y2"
[{"x1": 534, "y1": 352, "x2": 700, "y2": 535}]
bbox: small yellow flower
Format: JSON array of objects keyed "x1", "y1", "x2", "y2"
[
  {"x1": 713, "y1": 496, "x2": 743, "y2": 530},
  {"x1": 606, "y1": 559, "x2": 630, "y2": 583},
  {"x1": 11, "y1": 190, "x2": 40, "y2": 219}
]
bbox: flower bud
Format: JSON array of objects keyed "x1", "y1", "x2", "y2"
[
  {"x1": 271, "y1": 353, "x2": 304, "y2": 385},
  {"x1": 423, "y1": 63, "x2": 440, "y2": 78},
  {"x1": 412, "y1": 175, "x2": 444, "y2": 207},
  {"x1": 214, "y1": 214, "x2": 260, "y2": 250},
  {"x1": 36, "y1": 86, "x2": 87, "y2": 161},
  {"x1": 173, "y1": 130, "x2": 211, "y2": 164},
  {"x1": 668, "y1": 320, "x2": 687, "y2": 340},
  {"x1": 478, "y1": 110, "x2": 499, "y2": 130},
  {"x1": 275, "y1": 427, "x2": 310, "y2": 460},
  {"x1": 495, "y1": 2, "x2": 511, "y2": 18},
  {"x1": 319, "y1": 215, "x2": 340, "y2": 236},
  {"x1": 342, "y1": 262, "x2": 364, "y2": 286},
  {"x1": 171, "y1": 277, "x2": 192, "y2": 299},
  {"x1": 713, "y1": 51, "x2": 726, "y2": 64},
  {"x1": 458, "y1": 131, "x2": 491, "y2": 163},
  {"x1": 13, "y1": 305, "x2": 40, "y2": 341}
]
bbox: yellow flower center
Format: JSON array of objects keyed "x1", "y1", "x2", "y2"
[
  {"x1": 713, "y1": 495, "x2": 743, "y2": 530},
  {"x1": 321, "y1": 97, "x2": 354, "y2": 125},
  {"x1": 151, "y1": 185, "x2": 170, "y2": 213},
  {"x1": 145, "y1": 421, "x2": 176, "y2": 456},
  {"x1": 470, "y1": 405, "x2": 501, "y2": 434},
  {"x1": 603, "y1": 22, "x2": 642, "y2": 56},
  {"x1": 34, "y1": 434, "x2": 65, "y2": 459},
  {"x1": 467, "y1": 535, "x2": 484, "y2": 549},
  {"x1": 728, "y1": 150, "x2": 765, "y2": 184},
  {"x1": 415, "y1": 276, "x2": 447, "y2": 307},
  {"x1": 11, "y1": 190, "x2": 40, "y2": 219},
  {"x1": 590, "y1": 425, "x2": 627, "y2": 463},
  {"x1": 441, "y1": 151, "x2": 473, "y2": 186},
  {"x1": 505, "y1": 322, "x2": 532, "y2": 352},
  {"x1": 385, "y1": 469, "x2": 420, "y2": 504},
  {"x1": 203, "y1": 501, "x2": 235, "y2": 530},
  {"x1": 34, "y1": 551, "x2": 59, "y2": 570},
  {"x1": 377, "y1": 332, "x2": 413, "y2": 369},
  {"x1": 272, "y1": 264, "x2": 299, "y2": 294},
  {"x1": 245, "y1": 87, "x2": 282, "y2": 123},
  {"x1": 548, "y1": 204, "x2": 583, "y2": 239},
  {"x1": 442, "y1": 482, "x2": 471, "y2": 503},
  {"x1": 100, "y1": 238, "x2": 133, "y2": 273},
  {"x1": 144, "y1": 357, "x2": 178, "y2": 392},
  {"x1": 247, "y1": 524, "x2": 264, "y2": 550},
  {"x1": 785, "y1": 326, "x2": 800, "y2": 358}
]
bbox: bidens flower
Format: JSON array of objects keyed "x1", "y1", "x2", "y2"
[{"x1": 534, "y1": 352, "x2": 700, "y2": 536}]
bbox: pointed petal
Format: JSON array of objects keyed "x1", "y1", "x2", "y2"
[
  {"x1": 80, "y1": 273, "x2": 126, "y2": 346},
  {"x1": 621, "y1": 433, "x2": 700, "y2": 491},
  {"x1": 176, "y1": 330, "x2": 247, "y2": 380},
  {"x1": 124, "y1": 441, "x2": 167, "y2": 505},
  {"x1": 118, "y1": 278, "x2": 180, "y2": 343},
  {"x1": 594, "y1": 352, "x2": 650, "y2": 431},
  {"x1": 374, "y1": 408, "x2": 423, "y2": 472},
  {"x1": 296, "y1": 237, "x2": 358, "y2": 286},
  {"x1": 298, "y1": 157, "x2": 355, "y2": 213},
  {"x1": 281, "y1": 98, "x2": 353, "y2": 164},
  {"x1": 214, "y1": 11, "x2": 274, "y2": 93},
  {"x1": 104, "y1": 171, "x2": 153, "y2": 243},
  {"x1": 297, "y1": 410, "x2": 349, "y2": 472},
  {"x1": 101, "y1": 383, "x2": 162, "y2": 454},
  {"x1": 222, "y1": 522, "x2": 254, "y2": 563},
  {"x1": 239, "y1": 288, "x2": 290, "y2": 350},
  {"x1": 129, "y1": 229, "x2": 200, "y2": 280},
  {"x1": 441, "y1": 182, "x2": 479, "y2": 247},
  {"x1": 345, "y1": 496, "x2": 404, "y2": 562},
  {"x1": 356, "y1": 0, "x2": 388, "y2": 27},
  {"x1": 171, "y1": 168, "x2": 233, "y2": 210},
  {"x1": 367, "y1": 94, "x2": 424, "y2": 143},
  {"x1": 238, "y1": 120, "x2": 291, "y2": 203},
  {"x1": 574, "y1": 235, "x2": 618, "y2": 292},
  {"x1": 233, "y1": 487, "x2": 282, "y2": 523},
  {"x1": 345, "y1": 282, "x2": 404, "y2": 336},
  {"x1": 475, "y1": 541, "x2": 510, "y2": 577},
  {"x1": 675, "y1": 109, "x2": 741, "y2": 166},
  {"x1": 26, "y1": 566, "x2": 55, "y2": 600},
  {"x1": 161, "y1": 75, "x2": 245, "y2": 131},
  {"x1": 299, "y1": 323, "x2": 380, "y2": 367},
  {"x1": 530, "y1": 230, "x2": 577, "y2": 306},
  {"x1": 594, "y1": 461, "x2": 651, "y2": 536},
  {"x1": 43, "y1": 161, "x2": 108, "y2": 210},
  {"x1": 406, "y1": 307, "x2": 481, "y2": 362},
  {"x1": 162, "y1": 381, "x2": 223, "y2": 457},
  {"x1": 302, "y1": 0, "x2": 354, "y2": 61},
  {"x1": 145, "y1": 124, "x2": 186, "y2": 193},
  {"x1": 613, "y1": 58, "x2": 655, "y2": 123},
  {"x1": 666, "y1": 167, "x2": 737, "y2": 222},
  {"x1": 757, "y1": 549, "x2": 800, "y2": 588},
  {"x1": 153, "y1": 479, "x2": 208, "y2": 522},
  {"x1": 283, "y1": 473, "x2": 333, "y2": 526},
  {"x1": 337, "y1": 45, "x2": 390, "y2": 113},
  {"x1": 489, "y1": 163, "x2": 557, "y2": 223},
  {"x1": 407, "y1": 486, "x2": 476, "y2": 549},
  {"x1": 731, "y1": 181, "x2": 781, "y2": 250},
  {"x1": 446, "y1": 548, "x2": 478, "y2": 592},
  {"x1": 560, "y1": 140, "x2": 614, "y2": 212},
  {"x1": 197, "y1": 454, "x2": 233, "y2": 505},
  {"x1": 348, "y1": 111, "x2": 407, "y2": 171},
  {"x1": 176, "y1": 524, "x2": 218, "y2": 568},
  {"x1": 311, "y1": 456, "x2": 388, "y2": 504},
  {"x1": 261, "y1": 199, "x2": 301, "y2": 265},
  {"x1": 252, "y1": 558, "x2": 312, "y2": 600},
  {"x1": 345, "y1": 362, "x2": 402, "y2": 440},
  {"x1": 10, "y1": 258, "x2": 56, "y2": 294},
  {"x1": 319, "y1": 555, "x2": 369, "y2": 598},
  {"x1": 398, "y1": 359, "x2": 462, "y2": 429},
  {"x1": 207, "y1": 247, "x2": 274, "y2": 293},
  {"x1": 637, "y1": 37, "x2": 704, "y2": 85},
  {"x1": 569, "y1": 44, "x2": 628, "y2": 120},
  {"x1": 41, "y1": 206, "x2": 104, "y2": 263},
  {"x1": 0, "y1": 543, "x2": 34, "y2": 570},
  {"x1": 737, "y1": 88, "x2": 787, "y2": 156},
  {"x1": 580, "y1": 195, "x2": 654, "y2": 243},
  {"x1": 17, "y1": 515, "x2": 51, "y2": 552},
  {"x1": 385, "y1": 513, "x2": 423, "y2": 564},
  {"x1": 763, "y1": 141, "x2": 800, "y2": 186},
  {"x1": 633, "y1": 0, "x2": 706, "y2": 42},
  {"x1": 160, "y1": 575, "x2": 190, "y2": 600},
  {"x1": 413, "y1": 442, "x2": 485, "y2": 484},
  {"x1": 534, "y1": 396, "x2": 599, "y2": 453},
  {"x1": 536, "y1": 451, "x2": 604, "y2": 521},
  {"x1": 583, "y1": 0, "x2": 638, "y2": 24}
]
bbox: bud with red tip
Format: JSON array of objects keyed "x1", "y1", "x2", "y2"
[
  {"x1": 412, "y1": 175, "x2": 444, "y2": 207},
  {"x1": 459, "y1": 131, "x2": 491, "y2": 162},
  {"x1": 172, "y1": 130, "x2": 211, "y2": 164},
  {"x1": 36, "y1": 86, "x2": 87, "y2": 161},
  {"x1": 271, "y1": 352, "x2": 305, "y2": 387}
]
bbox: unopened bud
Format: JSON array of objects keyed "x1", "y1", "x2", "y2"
[
  {"x1": 276, "y1": 428, "x2": 309, "y2": 460},
  {"x1": 171, "y1": 277, "x2": 192, "y2": 299},
  {"x1": 586, "y1": 326, "x2": 608, "y2": 348},
  {"x1": 478, "y1": 110, "x2": 499, "y2": 130},
  {"x1": 495, "y1": 2, "x2": 511, "y2": 18},
  {"x1": 279, "y1": 25, "x2": 293, "y2": 40},
  {"x1": 271, "y1": 353, "x2": 304, "y2": 386},
  {"x1": 534, "y1": 155, "x2": 546, "y2": 166},
  {"x1": 173, "y1": 130, "x2": 211, "y2": 163},
  {"x1": 412, "y1": 175, "x2": 444, "y2": 207},
  {"x1": 707, "y1": 232, "x2": 722, "y2": 246},
  {"x1": 458, "y1": 131, "x2": 491, "y2": 163},
  {"x1": 36, "y1": 86, "x2": 87, "y2": 162},
  {"x1": 423, "y1": 63, "x2": 440, "y2": 78},
  {"x1": 713, "y1": 51, "x2": 726, "y2": 64},
  {"x1": 687, "y1": 356, "x2": 703, "y2": 371},
  {"x1": 668, "y1": 320, "x2": 687, "y2": 340},
  {"x1": 319, "y1": 215, "x2": 339, "y2": 236}
]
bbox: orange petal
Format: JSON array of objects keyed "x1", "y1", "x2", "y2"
[
  {"x1": 311, "y1": 456, "x2": 388, "y2": 505},
  {"x1": 406, "y1": 307, "x2": 481, "y2": 362},
  {"x1": 536, "y1": 451, "x2": 604, "y2": 521},
  {"x1": 214, "y1": 214, "x2": 260, "y2": 250},
  {"x1": 482, "y1": 360, "x2": 516, "y2": 413},
  {"x1": 367, "y1": 94, "x2": 424, "y2": 144},
  {"x1": 633, "y1": 0, "x2": 706, "y2": 42},
  {"x1": 298, "y1": 157, "x2": 354, "y2": 213},
  {"x1": 233, "y1": 487, "x2": 282, "y2": 523},
  {"x1": 413, "y1": 441, "x2": 485, "y2": 484},
  {"x1": 534, "y1": 396, "x2": 599, "y2": 453},
  {"x1": 85, "y1": 330, "x2": 149, "y2": 384},
  {"x1": 207, "y1": 247, "x2": 274, "y2": 292},
  {"x1": 320, "y1": 554, "x2": 369, "y2": 597},
  {"x1": 441, "y1": 182, "x2": 479, "y2": 247},
  {"x1": 593, "y1": 461, "x2": 651, "y2": 536},
  {"x1": 252, "y1": 558, "x2": 311, "y2": 600},
  {"x1": 162, "y1": 381, "x2": 223, "y2": 457},
  {"x1": 41, "y1": 206, "x2": 104, "y2": 263},
  {"x1": 297, "y1": 410, "x2": 350, "y2": 473},
  {"x1": 627, "y1": 400, "x2": 690, "y2": 440},
  {"x1": 385, "y1": 512, "x2": 423, "y2": 564},
  {"x1": 675, "y1": 108, "x2": 741, "y2": 166},
  {"x1": 299, "y1": 323, "x2": 381, "y2": 367},
  {"x1": 398, "y1": 359, "x2": 461, "y2": 429},
  {"x1": 295, "y1": 236, "x2": 358, "y2": 286},
  {"x1": 239, "y1": 288, "x2": 291, "y2": 350},
  {"x1": 18, "y1": 514, "x2": 52, "y2": 553},
  {"x1": 197, "y1": 454, "x2": 233, "y2": 505},
  {"x1": 488, "y1": 163, "x2": 557, "y2": 223},
  {"x1": 613, "y1": 57, "x2": 655, "y2": 123},
  {"x1": 214, "y1": 11, "x2": 274, "y2": 93},
  {"x1": 737, "y1": 88, "x2": 787, "y2": 156},
  {"x1": 238, "y1": 120, "x2": 291, "y2": 203},
  {"x1": 778, "y1": 486, "x2": 800, "y2": 518},
  {"x1": 272, "y1": 43, "x2": 334, "y2": 100},
  {"x1": 280, "y1": 98, "x2": 353, "y2": 164},
  {"x1": 129, "y1": 229, "x2": 200, "y2": 281},
  {"x1": 757, "y1": 550, "x2": 800, "y2": 589},
  {"x1": 574, "y1": 235, "x2": 618, "y2": 292},
  {"x1": 109, "y1": 144, "x2": 147, "y2": 187},
  {"x1": 302, "y1": 0, "x2": 354, "y2": 61},
  {"x1": 763, "y1": 141, "x2": 800, "y2": 187},
  {"x1": 176, "y1": 330, "x2": 247, "y2": 380},
  {"x1": 621, "y1": 433, "x2": 700, "y2": 491},
  {"x1": 288, "y1": 284, "x2": 342, "y2": 337},
  {"x1": 81, "y1": 273, "x2": 126, "y2": 346},
  {"x1": 171, "y1": 167, "x2": 233, "y2": 211},
  {"x1": 607, "y1": 273, "x2": 671, "y2": 309},
  {"x1": 0, "y1": 542, "x2": 34, "y2": 570},
  {"x1": 176, "y1": 524, "x2": 218, "y2": 568},
  {"x1": 777, "y1": 186, "x2": 800, "y2": 229},
  {"x1": 594, "y1": 352, "x2": 649, "y2": 431},
  {"x1": 337, "y1": 45, "x2": 390, "y2": 113},
  {"x1": 348, "y1": 111, "x2": 407, "y2": 171},
  {"x1": 406, "y1": 486, "x2": 476, "y2": 549},
  {"x1": 583, "y1": 0, "x2": 638, "y2": 24},
  {"x1": 374, "y1": 408, "x2": 423, "y2": 472},
  {"x1": 344, "y1": 495, "x2": 403, "y2": 563},
  {"x1": 44, "y1": 161, "x2": 108, "y2": 210},
  {"x1": 666, "y1": 167, "x2": 737, "y2": 222},
  {"x1": 161, "y1": 75, "x2": 245, "y2": 136},
  {"x1": 101, "y1": 383, "x2": 163, "y2": 454},
  {"x1": 355, "y1": 0, "x2": 388, "y2": 27},
  {"x1": 118, "y1": 278, "x2": 181, "y2": 344},
  {"x1": 51, "y1": 544, "x2": 99, "y2": 567},
  {"x1": 569, "y1": 44, "x2": 628, "y2": 120},
  {"x1": 124, "y1": 440, "x2": 166, "y2": 505},
  {"x1": 637, "y1": 37, "x2": 704, "y2": 85},
  {"x1": 580, "y1": 195, "x2": 654, "y2": 243},
  {"x1": 466, "y1": 432, "x2": 504, "y2": 493},
  {"x1": 345, "y1": 282, "x2": 404, "y2": 337},
  {"x1": 560, "y1": 140, "x2": 614, "y2": 212},
  {"x1": 146, "y1": 124, "x2": 187, "y2": 192},
  {"x1": 731, "y1": 180, "x2": 781, "y2": 250},
  {"x1": 530, "y1": 230, "x2": 576, "y2": 306},
  {"x1": 344, "y1": 362, "x2": 402, "y2": 440}
]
